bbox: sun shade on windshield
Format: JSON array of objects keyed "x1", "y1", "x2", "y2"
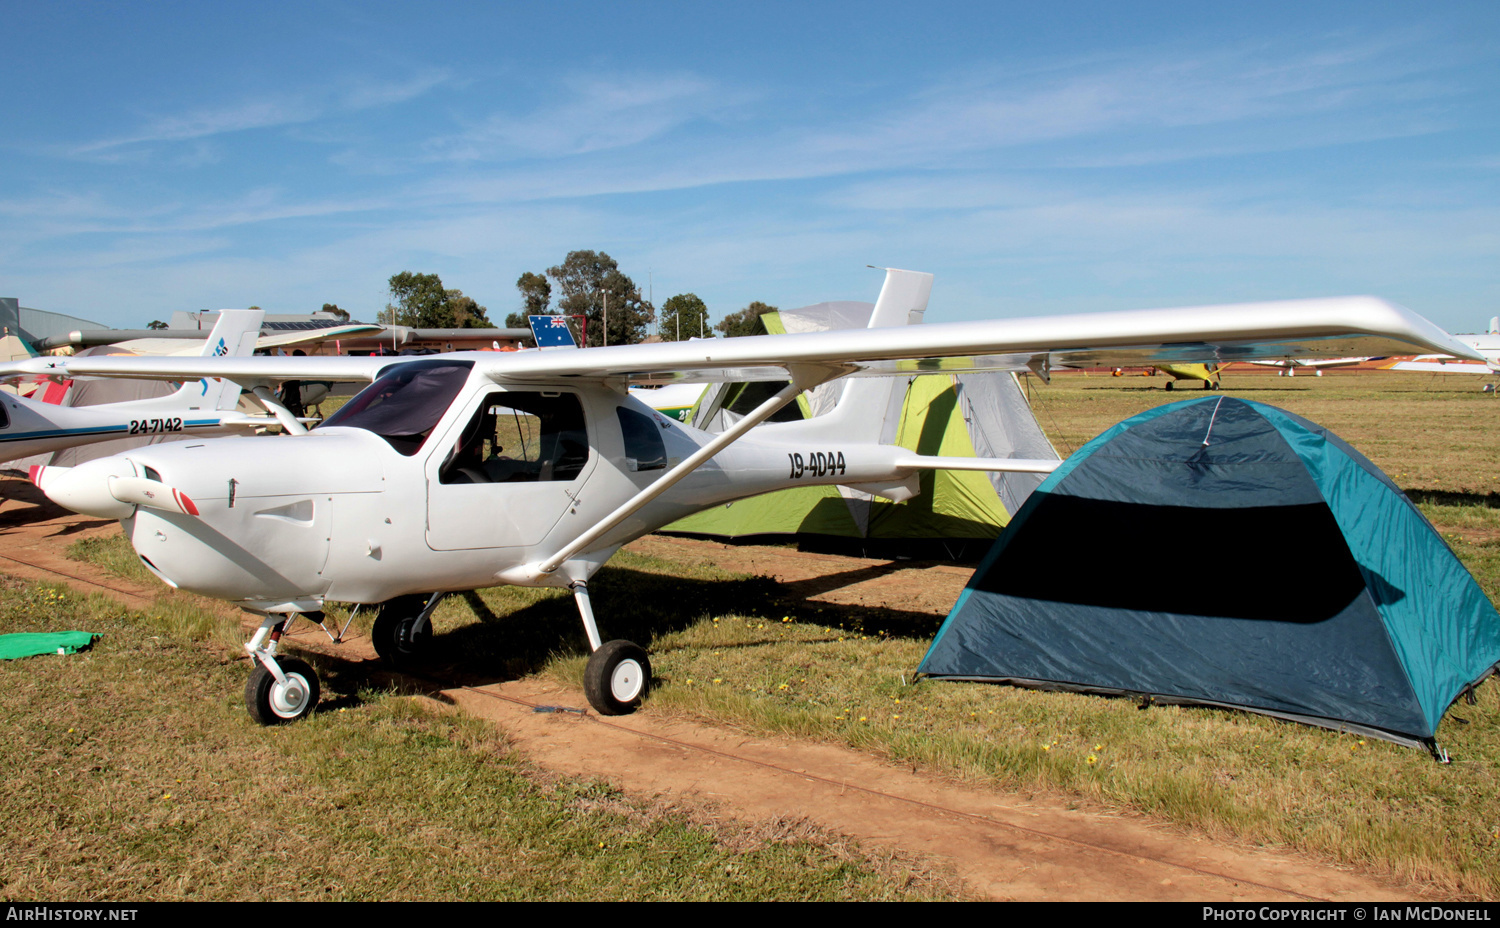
[{"x1": 322, "y1": 361, "x2": 473, "y2": 455}]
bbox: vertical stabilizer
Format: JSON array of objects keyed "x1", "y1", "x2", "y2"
[
  {"x1": 808, "y1": 268, "x2": 932, "y2": 443},
  {"x1": 168, "y1": 309, "x2": 264, "y2": 410}
]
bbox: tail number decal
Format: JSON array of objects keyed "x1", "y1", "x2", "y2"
[
  {"x1": 129, "y1": 417, "x2": 184, "y2": 435},
  {"x1": 788, "y1": 451, "x2": 846, "y2": 479}
]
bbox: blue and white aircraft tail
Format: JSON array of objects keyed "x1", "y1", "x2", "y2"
[{"x1": 2, "y1": 309, "x2": 265, "y2": 469}]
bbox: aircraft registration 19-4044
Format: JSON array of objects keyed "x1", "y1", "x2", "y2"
[{"x1": 2, "y1": 269, "x2": 1483, "y2": 723}]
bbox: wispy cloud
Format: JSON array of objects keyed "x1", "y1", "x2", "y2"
[
  {"x1": 397, "y1": 32, "x2": 1461, "y2": 209},
  {"x1": 341, "y1": 70, "x2": 451, "y2": 109},
  {"x1": 423, "y1": 71, "x2": 748, "y2": 161},
  {"x1": 71, "y1": 99, "x2": 320, "y2": 156},
  {"x1": 794, "y1": 34, "x2": 1450, "y2": 170},
  {"x1": 65, "y1": 69, "x2": 452, "y2": 160}
]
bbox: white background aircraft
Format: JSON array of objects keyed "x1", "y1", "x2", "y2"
[
  {"x1": 1245, "y1": 357, "x2": 1376, "y2": 377},
  {"x1": 0, "y1": 310, "x2": 266, "y2": 469},
  {"x1": 1385, "y1": 320, "x2": 1500, "y2": 377},
  {"x1": 9, "y1": 271, "x2": 1482, "y2": 724}
]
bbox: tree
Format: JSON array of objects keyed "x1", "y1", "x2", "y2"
[
  {"x1": 321, "y1": 303, "x2": 351, "y2": 322},
  {"x1": 446, "y1": 290, "x2": 492, "y2": 328},
  {"x1": 507, "y1": 271, "x2": 552, "y2": 329},
  {"x1": 545, "y1": 250, "x2": 653, "y2": 347},
  {"x1": 146, "y1": 320, "x2": 168, "y2": 330},
  {"x1": 385, "y1": 272, "x2": 445, "y2": 326},
  {"x1": 716, "y1": 301, "x2": 776, "y2": 338},
  {"x1": 384, "y1": 271, "x2": 492, "y2": 328},
  {"x1": 658, "y1": 293, "x2": 710, "y2": 341}
]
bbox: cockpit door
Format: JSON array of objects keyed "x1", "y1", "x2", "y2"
[{"x1": 424, "y1": 389, "x2": 594, "y2": 551}]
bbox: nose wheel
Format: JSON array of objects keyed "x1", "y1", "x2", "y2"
[
  {"x1": 241, "y1": 616, "x2": 322, "y2": 726},
  {"x1": 245, "y1": 656, "x2": 320, "y2": 725},
  {"x1": 584, "y1": 640, "x2": 651, "y2": 715}
]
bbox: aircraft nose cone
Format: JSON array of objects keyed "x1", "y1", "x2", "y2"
[{"x1": 34, "y1": 457, "x2": 138, "y2": 521}]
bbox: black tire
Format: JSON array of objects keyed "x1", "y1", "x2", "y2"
[
  {"x1": 245, "y1": 657, "x2": 320, "y2": 725},
  {"x1": 371, "y1": 595, "x2": 431, "y2": 667},
  {"x1": 583, "y1": 640, "x2": 651, "y2": 716},
  {"x1": 1164, "y1": 381, "x2": 1174, "y2": 391}
]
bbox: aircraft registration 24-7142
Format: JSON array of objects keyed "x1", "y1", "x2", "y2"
[
  {"x1": 5, "y1": 269, "x2": 1483, "y2": 723},
  {"x1": 0, "y1": 309, "x2": 267, "y2": 468}
]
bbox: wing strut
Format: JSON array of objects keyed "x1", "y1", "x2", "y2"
[
  {"x1": 251, "y1": 386, "x2": 309, "y2": 436},
  {"x1": 536, "y1": 364, "x2": 844, "y2": 576}
]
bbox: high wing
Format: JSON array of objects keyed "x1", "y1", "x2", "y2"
[
  {"x1": 1383, "y1": 332, "x2": 1500, "y2": 374},
  {"x1": 480, "y1": 294, "x2": 1479, "y2": 385},
  {"x1": 253, "y1": 323, "x2": 386, "y2": 350},
  {"x1": 1385, "y1": 356, "x2": 1500, "y2": 374},
  {"x1": 0, "y1": 287, "x2": 1481, "y2": 389},
  {"x1": 1245, "y1": 357, "x2": 1376, "y2": 371}
]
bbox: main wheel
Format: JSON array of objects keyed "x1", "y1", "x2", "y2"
[
  {"x1": 371, "y1": 595, "x2": 431, "y2": 667},
  {"x1": 245, "y1": 657, "x2": 320, "y2": 725},
  {"x1": 1164, "y1": 380, "x2": 1174, "y2": 391},
  {"x1": 583, "y1": 640, "x2": 651, "y2": 716}
]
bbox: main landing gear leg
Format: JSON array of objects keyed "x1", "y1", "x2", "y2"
[
  {"x1": 571, "y1": 581, "x2": 651, "y2": 716},
  {"x1": 244, "y1": 614, "x2": 320, "y2": 725}
]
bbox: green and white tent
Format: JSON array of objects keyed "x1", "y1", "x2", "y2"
[{"x1": 663, "y1": 301, "x2": 1059, "y2": 548}]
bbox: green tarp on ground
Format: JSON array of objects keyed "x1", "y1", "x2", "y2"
[{"x1": 0, "y1": 631, "x2": 99, "y2": 659}]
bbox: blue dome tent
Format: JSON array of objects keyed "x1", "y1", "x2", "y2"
[{"x1": 917, "y1": 397, "x2": 1500, "y2": 754}]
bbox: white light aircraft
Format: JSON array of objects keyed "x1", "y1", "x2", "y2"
[
  {"x1": 1, "y1": 310, "x2": 266, "y2": 468},
  {"x1": 1246, "y1": 357, "x2": 1376, "y2": 376},
  {"x1": 1384, "y1": 322, "x2": 1500, "y2": 377},
  {"x1": 7, "y1": 271, "x2": 1482, "y2": 725}
]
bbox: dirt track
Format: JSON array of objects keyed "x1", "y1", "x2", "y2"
[{"x1": 0, "y1": 476, "x2": 1443, "y2": 902}]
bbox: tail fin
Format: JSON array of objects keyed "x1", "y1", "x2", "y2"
[
  {"x1": 805, "y1": 268, "x2": 932, "y2": 443},
  {"x1": 167, "y1": 309, "x2": 263, "y2": 411}
]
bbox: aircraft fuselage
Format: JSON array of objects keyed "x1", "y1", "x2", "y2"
[
  {"x1": 0, "y1": 385, "x2": 248, "y2": 466},
  {"x1": 55, "y1": 367, "x2": 913, "y2": 612}
]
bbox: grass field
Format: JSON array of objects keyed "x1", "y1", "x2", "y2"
[
  {"x1": 16, "y1": 367, "x2": 1500, "y2": 899},
  {"x1": 0, "y1": 578, "x2": 954, "y2": 900}
]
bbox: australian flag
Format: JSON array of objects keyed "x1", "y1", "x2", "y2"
[{"x1": 529, "y1": 315, "x2": 579, "y2": 349}]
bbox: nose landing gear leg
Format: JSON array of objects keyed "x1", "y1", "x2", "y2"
[
  {"x1": 571, "y1": 581, "x2": 651, "y2": 716},
  {"x1": 244, "y1": 614, "x2": 321, "y2": 725}
]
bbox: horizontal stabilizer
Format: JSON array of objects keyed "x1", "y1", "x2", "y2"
[{"x1": 893, "y1": 455, "x2": 1061, "y2": 475}]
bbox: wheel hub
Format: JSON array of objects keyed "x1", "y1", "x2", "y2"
[
  {"x1": 399, "y1": 619, "x2": 421, "y2": 651},
  {"x1": 610, "y1": 659, "x2": 643, "y2": 702},
  {"x1": 272, "y1": 677, "x2": 306, "y2": 714}
]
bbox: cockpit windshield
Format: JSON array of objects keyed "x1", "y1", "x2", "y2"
[{"x1": 321, "y1": 360, "x2": 473, "y2": 455}]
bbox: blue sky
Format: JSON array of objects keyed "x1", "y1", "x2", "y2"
[{"x1": 3, "y1": 1, "x2": 1497, "y2": 332}]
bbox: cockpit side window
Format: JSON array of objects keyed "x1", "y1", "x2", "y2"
[
  {"x1": 322, "y1": 361, "x2": 473, "y2": 455},
  {"x1": 616, "y1": 407, "x2": 667, "y2": 472},
  {"x1": 439, "y1": 391, "x2": 588, "y2": 484},
  {"x1": 0, "y1": 402, "x2": 9, "y2": 430}
]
